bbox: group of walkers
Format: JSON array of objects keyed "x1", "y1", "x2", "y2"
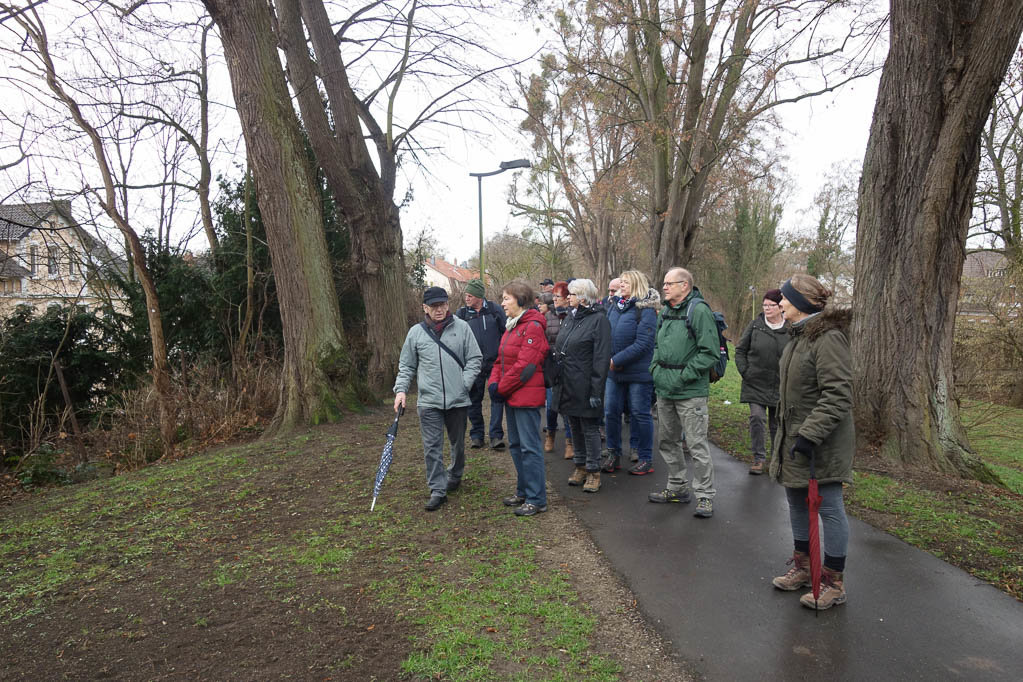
[{"x1": 392, "y1": 267, "x2": 854, "y2": 611}]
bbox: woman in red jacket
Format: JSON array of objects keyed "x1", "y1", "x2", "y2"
[{"x1": 488, "y1": 280, "x2": 550, "y2": 516}]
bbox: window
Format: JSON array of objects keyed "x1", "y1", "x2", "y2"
[
  {"x1": 47, "y1": 250, "x2": 58, "y2": 276},
  {"x1": 29, "y1": 245, "x2": 37, "y2": 276}
]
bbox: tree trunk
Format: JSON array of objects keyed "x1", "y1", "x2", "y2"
[
  {"x1": 853, "y1": 0, "x2": 1023, "y2": 480},
  {"x1": 204, "y1": 0, "x2": 356, "y2": 432}
]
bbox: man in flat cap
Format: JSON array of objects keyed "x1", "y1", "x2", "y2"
[{"x1": 394, "y1": 287, "x2": 482, "y2": 511}]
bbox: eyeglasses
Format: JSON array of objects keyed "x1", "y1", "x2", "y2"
[
  {"x1": 662, "y1": 281, "x2": 684, "y2": 287},
  {"x1": 762, "y1": 302, "x2": 779, "y2": 308}
]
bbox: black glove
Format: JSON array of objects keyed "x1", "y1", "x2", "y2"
[
  {"x1": 589, "y1": 396, "x2": 602, "y2": 409},
  {"x1": 789, "y1": 435, "x2": 815, "y2": 459},
  {"x1": 488, "y1": 382, "x2": 506, "y2": 403}
]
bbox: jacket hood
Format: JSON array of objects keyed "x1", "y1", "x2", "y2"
[
  {"x1": 575, "y1": 303, "x2": 603, "y2": 318},
  {"x1": 635, "y1": 287, "x2": 661, "y2": 310},
  {"x1": 521, "y1": 307, "x2": 547, "y2": 327},
  {"x1": 794, "y1": 306, "x2": 851, "y2": 342}
]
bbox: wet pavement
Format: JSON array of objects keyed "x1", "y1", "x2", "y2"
[{"x1": 543, "y1": 428, "x2": 1023, "y2": 681}]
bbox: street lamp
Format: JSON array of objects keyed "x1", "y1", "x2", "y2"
[{"x1": 470, "y1": 158, "x2": 531, "y2": 279}]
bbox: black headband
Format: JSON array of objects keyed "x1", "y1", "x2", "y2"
[{"x1": 781, "y1": 279, "x2": 824, "y2": 315}]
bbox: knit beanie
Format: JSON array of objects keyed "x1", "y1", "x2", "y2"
[{"x1": 465, "y1": 279, "x2": 485, "y2": 298}]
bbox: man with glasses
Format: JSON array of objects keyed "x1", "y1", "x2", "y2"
[{"x1": 647, "y1": 268, "x2": 720, "y2": 518}]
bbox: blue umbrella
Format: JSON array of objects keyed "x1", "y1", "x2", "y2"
[{"x1": 371, "y1": 406, "x2": 404, "y2": 511}]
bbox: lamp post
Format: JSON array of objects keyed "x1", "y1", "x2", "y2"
[{"x1": 470, "y1": 158, "x2": 531, "y2": 279}]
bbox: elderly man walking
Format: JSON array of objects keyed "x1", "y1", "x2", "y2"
[
  {"x1": 647, "y1": 268, "x2": 721, "y2": 518},
  {"x1": 455, "y1": 278, "x2": 507, "y2": 449},
  {"x1": 394, "y1": 287, "x2": 482, "y2": 511}
]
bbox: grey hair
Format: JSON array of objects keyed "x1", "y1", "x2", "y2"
[
  {"x1": 666, "y1": 267, "x2": 693, "y2": 288},
  {"x1": 568, "y1": 278, "x2": 599, "y2": 305}
]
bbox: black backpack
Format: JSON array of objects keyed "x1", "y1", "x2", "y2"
[{"x1": 684, "y1": 298, "x2": 729, "y2": 383}]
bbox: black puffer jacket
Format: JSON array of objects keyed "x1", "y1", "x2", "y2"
[
  {"x1": 552, "y1": 305, "x2": 611, "y2": 419},
  {"x1": 735, "y1": 314, "x2": 790, "y2": 406}
]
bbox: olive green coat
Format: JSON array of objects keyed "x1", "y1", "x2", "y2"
[
  {"x1": 734, "y1": 313, "x2": 790, "y2": 406},
  {"x1": 769, "y1": 307, "x2": 854, "y2": 488}
]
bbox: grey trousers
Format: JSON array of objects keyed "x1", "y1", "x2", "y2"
[
  {"x1": 418, "y1": 406, "x2": 468, "y2": 496},
  {"x1": 749, "y1": 403, "x2": 778, "y2": 461},
  {"x1": 656, "y1": 396, "x2": 715, "y2": 499}
]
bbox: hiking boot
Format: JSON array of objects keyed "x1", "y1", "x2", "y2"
[
  {"x1": 502, "y1": 494, "x2": 525, "y2": 507},
  {"x1": 648, "y1": 487, "x2": 691, "y2": 504},
  {"x1": 772, "y1": 552, "x2": 811, "y2": 591},
  {"x1": 567, "y1": 466, "x2": 587, "y2": 486},
  {"x1": 563, "y1": 438, "x2": 575, "y2": 460},
  {"x1": 693, "y1": 497, "x2": 714, "y2": 518},
  {"x1": 801, "y1": 567, "x2": 847, "y2": 610},
  {"x1": 543, "y1": 431, "x2": 556, "y2": 453},
  {"x1": 583, "y1": 471, "x2": 601, "y2": 493},
  {"x1": 491, "y1": 439, "x2": 506, "y2": 451},
  {"x1": 601, "y1": 450, "x2": 621, "y2": 473},
  {"x1": 446, "y1": 478, "x2": 461, "y2": 492},
  {"x1": 424, "y1": 494, "x2": 447, "y2": 512},
  {"x1": 749, "y1": 459, "x2": 765, "y2": 475},
  {"x1": 470, "y1": 438, "x2": 484, "y2": 449},
  {"x1": 514, "y1": 502, "x2": 548, "y2": 517},
  {"x1": 629, "y1": 460, "x2": 654, "y2": 475}
]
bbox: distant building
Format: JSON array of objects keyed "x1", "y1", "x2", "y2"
[
  {"x1": 422, "y1": 256, "x2": 487, "y2": 295},
  {"x1": 959, "y1": 251, "x2": 1016, "y2": 322},
  {"x1": 0, "y1": 201, "x2": 127, "y2": 315}
]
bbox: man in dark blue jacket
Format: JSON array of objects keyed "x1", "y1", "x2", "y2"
[{"x1": 456, "y1": 278, "x2": 507, "y2": 449}]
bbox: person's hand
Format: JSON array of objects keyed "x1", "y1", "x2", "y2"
[
  {"x1": 488, "y1": 383, "x2": 506, "y2": 403},
  {"x1": 394, "y1": 392, "x2": 406, "y2": 412},
  {"x1": 609, "y1": 358, "x2": 616, "y2": 371},
  {"x1": 589, "y1": 396, "x2": 602, "y2": 409},
  {"x1": 789, "y1": 435, "x2": 815, "y2": 459}
]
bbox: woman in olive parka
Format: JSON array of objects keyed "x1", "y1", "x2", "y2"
[{"x1": 769, "y1": 274, "x2": 854, "y2": 612}]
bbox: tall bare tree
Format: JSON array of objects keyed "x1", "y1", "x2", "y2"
[
  {"x1": 853, "y1": 0, "x2": 1023, "y2": 479},
  {"x1": 203, "y1": 0, "x2": 357, "y2": 431}
]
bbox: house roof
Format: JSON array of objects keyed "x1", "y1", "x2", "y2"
[
  {"x1": 0, "y1": 252, "x2": 31, "y2": 279},
  {"x1": 424, "y1": 257, "x2": 481, "y2": 284},
  {"x1": 963, "y1": 251, "x2": 1009, "y2": 278},
  {"x1": 0, "y1": 201, "x2": 74, "y2": 241}
]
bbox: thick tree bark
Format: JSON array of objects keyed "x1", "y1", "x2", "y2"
[
  {"x1": 204, "y1": 0, "x2": 355, "y2": 432},
  {"x1": 275, "y1": 0, "x2": 407, "y2": 394},
  {"x1": 853, "y1": 0, "x2": 1023, "y2": 480}
]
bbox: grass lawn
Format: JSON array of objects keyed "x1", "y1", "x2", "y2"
[
  {"x1": 0, "y1": 413, "x2": 664, "y2": 680},
  {"x1": 707, "y1": 347, "x2": 1023, "y2": 600}
]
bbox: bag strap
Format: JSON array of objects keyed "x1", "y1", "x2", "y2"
[{"x1": 420, "y1": 321, "x2": 465, "y2": 369}]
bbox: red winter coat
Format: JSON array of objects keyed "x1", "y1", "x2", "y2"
[{"x1": 488, "y1": 308, "x2": 549, "y2": 408}]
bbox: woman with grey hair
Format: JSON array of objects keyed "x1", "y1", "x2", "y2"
[{"x1": 551, "y1": 278, "x2": 612, "y2": 492}]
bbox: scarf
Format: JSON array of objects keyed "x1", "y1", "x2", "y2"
[
  {"x1": 616, "y1": 296, "x2": 636, "y2": 312},
  {"x1": 505, "y1": 310, "x2": 525, "y2": 330},
  {"x1": 427, "y1": 313, "x2": 454, "y2": 335}
]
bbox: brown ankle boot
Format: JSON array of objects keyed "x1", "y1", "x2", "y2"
[
  {"x1": 543, "y1": 431, "x2": 556, "y2": 453},
  {"x1": 563, "y1": 438, "x2": 574, "y2": 460},
  {"x1": 801, "y1": 566, "x2": 846, "y2": 610},
  {"x1": 772, "y1": 551, "x2": 811, "y2": 591},
  {"x1": 583, "y1": 471, "x2": 601, "y2": 493},
  {"x1": 567, "y1": 466, "x2": 587, "y2": 486}
]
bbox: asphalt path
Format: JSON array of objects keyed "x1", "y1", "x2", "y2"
[{"x1": 542, "y1": 423, "x2": 1023, "y2": 681}]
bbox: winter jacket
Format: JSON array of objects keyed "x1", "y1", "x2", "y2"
[
  {"x1": 455, "y1": 300, "x2": 506, "y2": 363},
  {"x1": 607, "y1": 287, "x2": 660, "y2": 384},
  {"x1": 649, "y1": 286, "x2": 719, "y2": 400},
  {"x1": 394, "y1": 315, "x2": 483, "y2": 410},
  {"x1": 769, "y1": 307, "x2": 855, "y2": 488},
  {"x1": 488, "y1": 308, "x2": 549, "y2": 408},
  {"x1": 552, "y1": 305, "x2": 612, "y2": 418},
  {"x1": 544, "y1": 308, "x2": 568, "y2": 346},
  {"x1": 735, "y1": 314, "x2": 791, "y2": 406}
]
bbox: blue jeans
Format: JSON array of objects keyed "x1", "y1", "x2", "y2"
[
  {"x1": 506, "y1": 406, "x2": 546, "y2": 507},
  {"x1": 545, "y1": 388, "x2": 572, "y2": 439},
  {"x1": 786, "y1": 483, "x2": 849, "y2": 563},
  {"x1": 604, "y1": 381, "x2": 653, "y2": 462}
]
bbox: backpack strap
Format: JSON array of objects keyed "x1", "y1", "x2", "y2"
[{"x1": 420, "y1": 321, "x2": 465, "y2": 369}]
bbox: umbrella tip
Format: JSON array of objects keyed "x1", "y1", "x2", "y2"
[{"x1": 370, "y1": 497, "x2": 377, "y2": 512}]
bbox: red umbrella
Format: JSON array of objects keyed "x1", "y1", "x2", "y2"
[{"x1": 806, "y1": 452, "x2": 823, "y2": 612}]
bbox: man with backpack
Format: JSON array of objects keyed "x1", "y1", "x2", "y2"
[
  {"x1": 455, "y1": 278, "x2": 507, "y2": 450},
  {"x1": 394, "y1": 287, "x2": 482, "y2": 511},
  {"x1": 647, "y1": 267, "x2": 722, "y2": 518}
]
